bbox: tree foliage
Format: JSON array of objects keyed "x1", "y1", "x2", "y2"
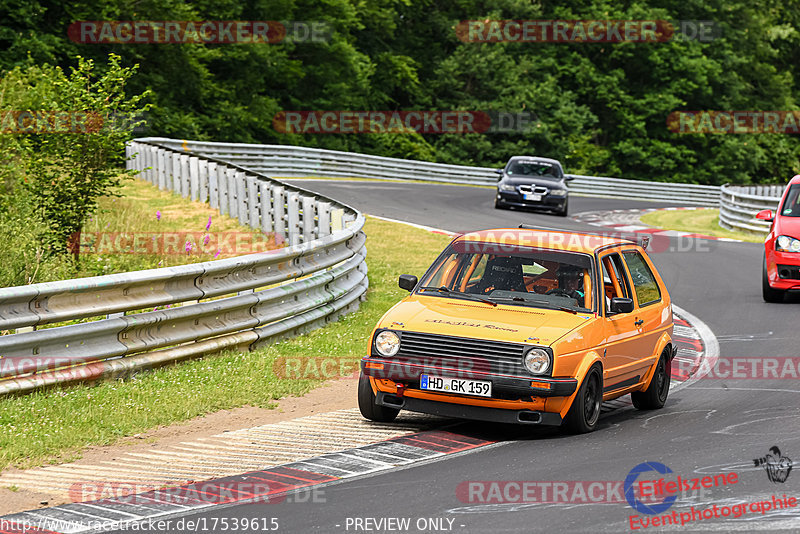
[{"x1": 1, "y1": 0, "x2": 798, "y2": 186}]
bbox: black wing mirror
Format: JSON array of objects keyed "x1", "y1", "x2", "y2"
[
  {"x1": 398, "y1": 274, "x2": 418, "y2": 291},
  {"x1": 495, "y1": 168, "x2": 505, "y2": 176},
  {"x1": 610, "y1": 297, "x2": 634, "y2": 314},
  {"x1": 564, "y1": 175, "x2": 575, "y2": 182}
]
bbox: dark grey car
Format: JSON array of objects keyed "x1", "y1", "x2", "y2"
[{"x1": 494, "y1": 156, "x2": 574, "y2": 216}]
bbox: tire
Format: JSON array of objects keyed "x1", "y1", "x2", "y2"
[
  {"x1": 495, "y1": 199, "x2": 507, "y2": 210},
  {"x1": 562, "y1": 364, "x2": 602, "y2": 434},
  {"x1": 555, "y1": 198, "x2": 569, "y2": 217},
  {"x1": 358, "y1": 373, "x2": 399, "y2": 423},
  {"x1": 631, "y1": 349, "x2": 671, "y2": 410},
  {"x1": 762, "y1": 257, "x2": 784, "y2": 303}
]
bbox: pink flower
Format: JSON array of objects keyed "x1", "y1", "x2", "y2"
[
  {"x1": 203, "y1": 234, "x2": 210, "y2": 246},
  {"x1": 156, "y1": 211, "x2": 161, "y2": 221},
  {"x1": 185, "y1": 241, "x2": 193, "y2": 254},
  {"x1": 206, "y1": 216, "x2": 212, "y2": 231},
  {"x1": 214, "y1": 249, "x2": 221, "y2": 259}
]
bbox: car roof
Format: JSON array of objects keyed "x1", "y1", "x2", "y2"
[
  {"x1": 788, "y1": 174, "x2": 800, "y2": 185},
  {"x1": 454, "y1": 228, "x2": 638, "y2": 254},
  {"x1": 507, "y1": 156, "x2": 562, "y2": 166}
]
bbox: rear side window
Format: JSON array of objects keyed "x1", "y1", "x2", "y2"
[{"x1": 622, "y1": 251, "x2": 661, "y2": 306}]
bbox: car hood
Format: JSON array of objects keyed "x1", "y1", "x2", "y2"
[
  {"x1": 500, "y1": 176, "x2": 565, "y2": 188},
  {"x1": 378, "y1": 294, "x2": 594, "y2": 346},
  {"x1": 776, "y1": 215, "x2": 800, "y2": 238}
]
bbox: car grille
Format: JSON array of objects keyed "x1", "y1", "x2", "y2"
[
  {"x1": 393, "y1": 331, "x2": 529, "y2": 376},
  {"x1": 518, "y1": 184, "x2": 548, "y2": 195}
]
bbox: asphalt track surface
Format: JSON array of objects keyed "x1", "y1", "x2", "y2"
[{"x1": 123, "y1": 182, "x2": 800, "y2": 533}]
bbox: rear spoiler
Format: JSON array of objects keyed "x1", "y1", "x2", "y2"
[{"x1": 518, "y1": 224, "x2": 651, "y2": 250}]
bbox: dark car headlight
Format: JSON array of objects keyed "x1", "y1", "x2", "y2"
[
  {"x1": 498, "y1": 183, "x2": 516, "y2": 192},
  {"x1": 549, "y1": 188, "x2": 567, "y2": 197}
]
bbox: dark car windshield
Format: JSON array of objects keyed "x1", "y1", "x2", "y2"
[
  {"x1": 780, "y1": 184, "x2": 800, "y2": 217},
  {"x1": 417, "y1": 242, "x2": 595, "y2": 312},
  {"x1": 506, "y1": 160, "x2": 562, "y2": 179}
]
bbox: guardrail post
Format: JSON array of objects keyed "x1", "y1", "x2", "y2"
[
  {"x1": 317, "y1": 202, "x2": 331, "y2": 236},
  {"x1": 171, "y1": 151, "x2": 181, "y2": 194},
  {"x1": 227, "y1": 170, "x2": 238, "y2": 219},
  {"x1": 259, "y1": 181, "x2": 273, "y2": 234},
  {"x1": 287, "y1": 193, "x2": 301, "y2": 246},
  {"x1": 218, "y1": 166, "x2": 229, "y2": 215},
  {"x1": 331, "y1": 208, "x2": 344, "y2": 232},
  {"x1": 179, "y1": 155, "x2": 190, "y2": 198},
  {"x1": 208, "y1": 162, "x2": 219, "y2": 210},
  {"x1": 272, "y1": 185, "x2": 286, "y2": 242},
  {"x1": 236, "y1": 172, "x2": 248, "y2": 225},
  {"x1": 189, "y1": 156, "x2": 200, "y2": 201},
  {"x1": 157, "y1": 148, "x2": 167, "y2": 190},
  {"x1": 198, "y1": 159, "x2": 209, "y2": 203},
  {"x1": 301, "y1": 196, "x2": 317, "y2": 242},
  {"x1": 246, "y1": 177, "x2": 260, "y2": 230}
]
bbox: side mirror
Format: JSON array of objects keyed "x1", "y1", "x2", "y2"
[
  {"x1": 495, "y1": 168, "x2": 505, "y2": 175},
  {"x1": 610, "y1": 297, "x2": 634, "y2": 314},
  {"x1": 564, "y1": 175, "x2": 575, "y2": 182},
  {"x1": 398, "y1": 274, "x2": 418, "y2": 291},
  {"x1": 755, "y1": 209, "x2": 774, "y2": 222}
]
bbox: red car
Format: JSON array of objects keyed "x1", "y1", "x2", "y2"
[{"x1": 757, "y1": 174, "x2": 800, "y2": 302}]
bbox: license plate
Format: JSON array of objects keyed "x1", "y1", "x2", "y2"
[
  {"x1": 420, "y1": 374, "x2": 492, "y2": 397},
  {"x1": 524, "y1": 193, "x2": 542, "y2": 201}
]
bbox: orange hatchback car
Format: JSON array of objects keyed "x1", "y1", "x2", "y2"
[{"x1": 359, "y1": 227, "x2": 676, "y2": 433}]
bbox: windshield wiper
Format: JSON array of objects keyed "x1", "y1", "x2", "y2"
[
  {"x1": 488, "y1": 296, "x2": 578, "y2": 314},
  {"x1": 418, "y1": 286, "x2": 497, "y2": 307}
]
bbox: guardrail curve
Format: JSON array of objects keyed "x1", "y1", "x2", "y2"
[
  {"x1": 0, "y1": 139, "x2": 368, "y2": 395},
  {"x1": 719, "y1": 184, "x2": 784, "y2": 234},
  {"x1": 138, "y1": 137, "x2": 722, "y2": 206}
]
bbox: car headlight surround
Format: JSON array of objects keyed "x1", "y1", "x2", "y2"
[
  {"x1": 374, "y1": 330, "x2": 401, "y2": 357},
  {"x1": 776, "y1": 235, "x2": 800, "y2": 253},
  {"x1": 523, "y1": 347, "x2": 551, "y2": 375},
  {"x1": 498, "y1": 183, "x2": 516, "y2": 192},
  {"x1": 549, "y1": 188, "x2": 567, "y2": 197}
]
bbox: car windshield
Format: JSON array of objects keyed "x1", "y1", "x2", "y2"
[
  {"x1": 506, "y1": 161, "x2": 562, "y2": 179},
  {"x1": 417, "y1": 242, "x2": 594, "y2": 312},
  {"x1": 780, "y1": 184, "x2": 800, "y2": 217}
]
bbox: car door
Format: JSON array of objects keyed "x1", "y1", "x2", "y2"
[
  {"x1": 619, "y1": 248, "x2": 666, "y2": 377},
  {"x1": 599, "y1": 249, "x2": 642, "y2": 390}
]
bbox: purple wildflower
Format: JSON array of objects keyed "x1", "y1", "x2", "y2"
[
  {"x1": 206, "y1": 216, "x2": 212, "y2": 231},
  {"x1": 156, "y1": 210, "x2": 161, "y2": 221},
  {"x1": 214, "y1": 249, "x2": 221, "y2": 259}
]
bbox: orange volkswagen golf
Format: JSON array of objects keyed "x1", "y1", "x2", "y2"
[{"x1": 358, "y1": 227, "x2": 675, "y2": 433}]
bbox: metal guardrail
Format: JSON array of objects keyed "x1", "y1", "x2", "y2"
[
  {"x1": 719, "y1": 184, "x2": 784, "y2": 234},
  {"x1": 0, "y1": 140, "x2": 368, "y2": 395},
  {"x1": 138, "y1": 137, "x2": 722, "y2": 206}
]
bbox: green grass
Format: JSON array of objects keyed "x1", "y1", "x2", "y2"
[
  {"x1": 0, "y1": 217, "x2": 451, "y2": 471},
  {"x1": 639, "y1": 208, "x2": 765, "y2": 243},
  {"x1": 76, "y1": 179, "x2": 278, "y2": 278}
]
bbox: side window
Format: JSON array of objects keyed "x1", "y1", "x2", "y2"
[
  {"x1": 622, "y1": 251, "x2": 662, "y2": 306},
  {"x1": 601, "y1": 253, "x2": 632, "y2": 314}
]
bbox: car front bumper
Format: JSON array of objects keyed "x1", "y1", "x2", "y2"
[
  {"x1": 375, "y1": 391, "x2": 563, "y2": 425},
  {"x1": 497, "y1": 190, "x2": 566, "y2": 209},
  {"x1": 766, "y1": 249, "x2": 800, "y2": 290}
]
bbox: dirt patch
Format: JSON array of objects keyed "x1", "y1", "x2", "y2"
[{"x1": 0, "y1": 377, "x2": 358, "y2": 516}]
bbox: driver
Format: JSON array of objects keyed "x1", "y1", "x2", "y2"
[{"x1": 553, "y1": 266, "x2": 585, "y2": 307}]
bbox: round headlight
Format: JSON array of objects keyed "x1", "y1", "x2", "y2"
[
  {"x1": 524, "y1": 348, "x2": 550, "y2": 374},
  {"x1": 777, "y1": 235, "x2": 791, "y2": 250},
  {"x1": 375, "y1": 330, "x2": 400, "y2": 357}
]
